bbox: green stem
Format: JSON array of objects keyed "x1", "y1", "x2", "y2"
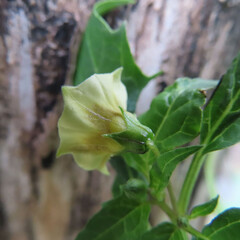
[
  {"x1": 180, "y1": 230, "x2": 189, "y2": 239},
  {"x1": 204, "y1": 152, "x2": 218, "y2": 198},
  {"x1": 149, "y1": 191, "x2": 177, "y2": 223},
  {"x1": 156, "y1": 200, "x2": 177, "y2": 223},
  {"x1": 184, "y1": 224, "x2": 209, "y2": 240},
  {"x1": 148, "y1": 141, "x2": 179, "y2": 221},
  {"x1": 178, "y1": 82, "x2": 238, "y2": 215},
  {"x1": 178, "y1": 149, "x2": 205, "y2": 214},
  {"x1": 126, "y1": 163, "x2": 134, "y2": 179},
  {"x1": 167, "y1": 183, "x2": 178, "y2": 214},
  {"x1": 204, "y1": 151, "x2": 225, "y2": 214},
  {"x1": 147, "y1": 139, "x2": 160, "y2": 157}
]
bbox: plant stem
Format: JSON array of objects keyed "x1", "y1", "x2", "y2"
[
  {"x1": 167, "y1": 183, "x2": 178, "y2": 214},
  {"x1": 178, "y1": 149, "x2": 205, "y2": 214},
  {"x1": 204, "y1": 151, "x2": 225, "y2": 214},
  {"x1": 147, "y1": 139, "x2": 160, "y2": 157},
  {"x1": 156, "y1": 200, "x2": 176, "y2": 223},
  {"x1": 184, "y1": 224, "x2": 209, "y2": 240},
  {"x1": 180, "y1": 230, "x2": 189, "y2": 239},
  {"x1": 178, "y1": 85, "x2": 236, "y2": 215},
  {"x1": 204, "y1": 152, "x2": 218, "y2": 198}
]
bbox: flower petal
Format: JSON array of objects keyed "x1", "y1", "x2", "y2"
[
  {"x1": 73, "y1": 152, "x2": 111, "y2": 175},
  {"x1": 57, "y1": 68, "x2": 127, "y2": 174}
]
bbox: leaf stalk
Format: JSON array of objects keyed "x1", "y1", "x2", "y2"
[
  {"x1": 183, "y1": 224, "x2": 209, "y2": 240},
  {"x1": 178, "y1": 149, "x2": 205, "y2": 214},
  {"x1": 167, "y1": 183, "x2": 178, "y2": 214}
]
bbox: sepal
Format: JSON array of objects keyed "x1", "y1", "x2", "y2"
[{"x1": 103, "y1": 107, "x2": 154, "y2": 154}]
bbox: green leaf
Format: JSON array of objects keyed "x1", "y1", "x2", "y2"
[
  {"x1": 150, "y1": 146, "x2": 201, "y2": 195},
  {"x1": 189, "y1": 195, "x2": 219, "y2": 219},
  {"x1": 198, "y1": 208, "x2": 240, "y2": 239},
  {"x1": 139, "y1": 78, "x2": 218, "y2": 152},
  {"x1": 141, "y1": 222, "x2": 188, "y2": 240},
  {"x1": 167, "y1": 77, "x2": 218, "y2": 92},
  {"x1": 121, "y1": 152, "x2": 150, "y2": 179},
  {"x1": 75, "y1": 194, "x2": 151, "y2": 240},
  {"x1": 74, "y1": 0, "x2": 158, "y2": 112},
  {"x1": 121, "y1": 78, "x2": 217, "y2": 177},
  {"x1": 201, "y1": 54, "x2": 240, "y2": 153}
]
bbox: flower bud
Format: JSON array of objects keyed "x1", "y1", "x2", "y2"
[{"x1": 122, "y1": 178, "x2": 148, "y2": 202}]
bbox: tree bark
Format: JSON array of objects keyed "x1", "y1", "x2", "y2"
[
  {"x1": 0, "y1": 1, "x2": 114, "y2": 240},
  {"x1": 0, "y1": 0, "x2": 240, "y2": 239}
]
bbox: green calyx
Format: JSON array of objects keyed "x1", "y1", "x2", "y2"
[{"x1": 103, "y1": 107, "x2": 154, "y2": 154}]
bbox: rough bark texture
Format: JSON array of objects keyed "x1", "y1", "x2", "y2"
[
  {"x1": 0, "y1": 0, "x2": 240, "y2": 239},
  {"x1": 0, "y1": 1, "x2": 114, "y2": 240}
]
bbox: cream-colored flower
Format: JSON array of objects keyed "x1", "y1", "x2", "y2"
[{"x1": 57, "y1": 68, "x2": 154, "y2": 174}]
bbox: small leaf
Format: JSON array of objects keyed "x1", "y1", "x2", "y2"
[
  {"x1": 150, "y1": 146, "x2": 201, "y2": 195},
  {"x1": 74, "y1": 0, "x2": 158, "y2": 112},
  {"x1": 198, "y1": 208, "x2": 240, "y2": 240},
  {"x1": 75, "y1": 194, "x2": 151, "y2": 240},
  {"x1": 141, "y1": 222, "x2": 188, "y2": 240},
  {"x1": 189, "y1": 195, "x2": 219, "y2": 219},
  {"x1": 169, "y1": 77, "x2": 218, "y2": 92},
  {"x1": 201, "y1": 53, "x2": 240, "y2": 153},
  {"x1": 139, "y1": 78, "x2": 218, "y2": 153}
]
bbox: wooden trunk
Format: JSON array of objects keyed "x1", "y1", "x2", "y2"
[{"x1": 0, "y1": 0, "x2": 240, "y2": 239}]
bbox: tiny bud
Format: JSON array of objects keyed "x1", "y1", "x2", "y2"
[{"x1": 122, "y1": 179, "x2": 148, "y2": 201}]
